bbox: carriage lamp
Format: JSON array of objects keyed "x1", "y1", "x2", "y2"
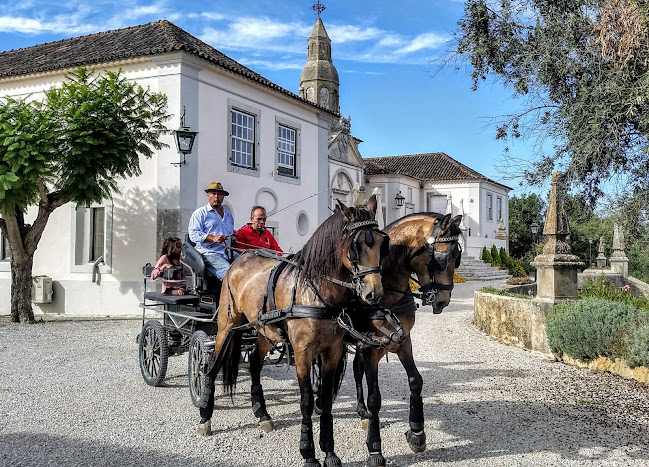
[
  {"x1": 395, "y1": 190, "x2": 405, "y2": 208},
  {"x1": 530, "y1": 222, "x2": 539, "y2": 235},
  {"x1": 173, "y1": 106, "x2": 198, "y2": 167}
]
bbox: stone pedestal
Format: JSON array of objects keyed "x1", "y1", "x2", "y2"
[
  {"x1": 610, "y1": 257, "x2": 629, "y2": 277},
  {"x1": 531, "y1": 172, "x2": 584, "y2": 311}
]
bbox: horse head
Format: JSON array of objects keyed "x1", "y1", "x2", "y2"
[{"x1": 336, "y1": 194, "x2": 387, "y2": 305}]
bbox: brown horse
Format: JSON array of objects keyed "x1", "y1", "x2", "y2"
[
  {"x1": 348, "y1": 213, "x2": 462, "y2": 467},
  {"x1": 196, "y1": 197, "x2": 388, "y2": 467}
]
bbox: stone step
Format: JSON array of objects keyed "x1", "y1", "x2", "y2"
[{"x1": 457, "y1": 257, "x2": 512, "y2": 281}]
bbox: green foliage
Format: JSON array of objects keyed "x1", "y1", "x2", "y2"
[
  {"x1": 508, "y1": 258, "x2": 528, "y2": 278},
  {"x1": 620, "y1": 318, "x2": 649, "y2": 368},
  {"x1": 453, "y1": 0, "x2": 649, "y2": 203},
  {"x1": 546, "y1": 299, "x2": 648, "y2": 362},
  {"x1": 490, "y1": 244, "x2": 501, "y2": 267},
  {"x1": 628, "y1": 242, "x2": 649, "y2": 283},
  {"x1": 481, "y1": 246, "x2": 493, "y2": 263},
  {"x1": 0, "y1": 67, "x2": 170, "y2": 210},
  {"x1": 581, "y1": 277, "x2": 649, "y2": 311},
  {"x1": 507, "y1": 194, "x2": 545, "y2": 260},
  {"x1": 499, "y1": 248, "x2": 511, "y2": 268}
]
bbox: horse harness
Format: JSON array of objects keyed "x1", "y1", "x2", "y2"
[
  {"x1": 243, "y1": 220, "x2": 389, "y2": 337},
  {"x1": 343, "y1": 220, "x2": 462, "y2": 349},
  {"x1": 407, "y1": 220, "x2": 462, "y2": 303}
]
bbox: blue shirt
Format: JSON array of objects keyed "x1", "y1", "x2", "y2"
[{"x1": 188, "y1": 204, "x2": 235, "y2": 257}]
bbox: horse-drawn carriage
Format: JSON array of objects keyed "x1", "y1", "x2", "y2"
[{"x1": 137, "y1": 236, "x2": 289, "y2": 406}]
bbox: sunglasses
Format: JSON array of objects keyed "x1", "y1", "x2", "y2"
[{"x1": 254, "y1": 217, "x2": 267, "y2": 221}]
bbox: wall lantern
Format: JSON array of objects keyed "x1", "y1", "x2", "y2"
[
  {"x1": 395, "y1": 190, "x2": 405, "y2": 208},
  {"x1": 173, "y1": 106, "x2": 198, "y2": 166}
]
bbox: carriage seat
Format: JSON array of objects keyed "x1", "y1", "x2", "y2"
[
  {"x1": 143, "y1": 291, "x2": 199, "y2": 306},
  {"x1": 181, "y1": 234, "x2": 222, "y2": 293}
]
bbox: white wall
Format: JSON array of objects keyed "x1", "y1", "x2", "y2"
[{"x1": 0, "y1": 53, "x2": 330, "y2": 316}]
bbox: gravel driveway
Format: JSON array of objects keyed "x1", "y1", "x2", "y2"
[{"x1": 2, "y1": 279, "x2": 649, "y2": 466}]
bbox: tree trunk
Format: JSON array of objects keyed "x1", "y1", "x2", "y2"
[{"x1": 10, "y1": 256, "x2": 35, "y2": 323}]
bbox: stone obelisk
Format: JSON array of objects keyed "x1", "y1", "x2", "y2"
[{"x1": 532, "y1": 172, "x2": 584, "y2": 311}]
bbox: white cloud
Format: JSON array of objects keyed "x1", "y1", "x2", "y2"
[
  {"x1": 238, "y1": 58, "x2": 303, "y2": 71},
  {"x1": 327, "y1": 24, "x2": 383, "y2": 43},
  {"x1": 395, "y1": 32, "x2": 449, "y2": 55}
]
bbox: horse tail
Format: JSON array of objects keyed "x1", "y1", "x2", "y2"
[
  {"x1": 221, "y1": 327, "x2": 244, "y2": 399},
  {"x1": 332, "y1": 346, "x2": 348, "y2": 400}
]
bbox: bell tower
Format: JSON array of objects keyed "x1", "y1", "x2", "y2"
[{"x1": 299, "y1": 1, "x2": 340, "y2": 113}]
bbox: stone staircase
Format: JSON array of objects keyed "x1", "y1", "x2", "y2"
[{"x1": 457, "y1": 256, "x2": 512, "y2": 281}]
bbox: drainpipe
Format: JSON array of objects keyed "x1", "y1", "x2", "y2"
[{"x1": 92, "y1": 256, "x2": 104, "y2": 283}]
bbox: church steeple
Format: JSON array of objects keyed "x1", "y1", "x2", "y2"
[{"x1": 299, "y1": 6, "x2": 340, "y2": 113}]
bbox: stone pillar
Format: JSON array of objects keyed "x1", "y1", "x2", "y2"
[
  {"x1": 610, "y1": 223, "x2": 629, "y2": 277},
  {"x1": 596, "y1": 237, "x2": 607, "y2": 268},
  {"x1": 532, "y1": 172, "x2": 584, "y2": 311}
]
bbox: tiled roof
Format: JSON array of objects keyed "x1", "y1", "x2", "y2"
[
  {"x1": 364, "y1": 152, "x2": 512, "y2": 190},
  {"x1": 0, "y1": 20, "x2": 336, "y2": 115}
]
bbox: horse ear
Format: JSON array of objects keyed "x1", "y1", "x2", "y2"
[
  {"x1": 452, "y1": 215, "x2": 462, "y2": 227},
  {"x1": 440, "y1": 213, "x2": 452, "y2": 231},
  {"x1": 336, "y1": 198, "x2": 355, "y2": 221},
  {"x1": 366, "y1": 194, "x2": 377, "y2": 218}
]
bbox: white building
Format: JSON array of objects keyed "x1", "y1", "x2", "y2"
[
  {"x1": 0, "y1": 18, "x2": 510, "y2": 316},
  {"x1": 0, "y1": 20, "x2": 344, "y2": 316},
  {"x1": 364, "y1": 153, "x2": 512, "y2": 259}
]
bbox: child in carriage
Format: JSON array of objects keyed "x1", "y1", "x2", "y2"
[{"x1": 151, "y1": 237, "x2": 186, "y2": 295}]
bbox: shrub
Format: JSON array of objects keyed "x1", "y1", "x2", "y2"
[
  {"x1": 481, "y1": 286, "x2": 532, "y2": 299},
  {"x1": 490, "y1": 245, "x2": 501, "y2": 266},
  {"x1": 620, "y1": 318, "x2": 649, "y2": 368},
  {"x1": 499, "y1": 248, "x2": 511, "y2": 268},
  {"x1": 581, "y1": 276, "x2": 649, "y2": 311},
  {"x1": 546, "y1": 298, "x2": 649, "y2": 362},
  {"x1": 481, "y1": 246, "x2": 493, "y2": 263},
  {"x1": 508, "y1": 258, "x2": 528, "y2": 278}
]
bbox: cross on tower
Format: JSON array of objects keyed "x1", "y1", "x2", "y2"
[{"x1": 312, "y1": 1, "x2": 326, "y2": 17}]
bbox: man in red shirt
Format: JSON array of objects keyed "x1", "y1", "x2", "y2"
[{"x1": 235, "y1": 206, "x2": 282, "y2": 254}]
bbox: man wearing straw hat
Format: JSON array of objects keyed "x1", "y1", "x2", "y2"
[{"x1": 188, "y1": 182, "x2": 237, "y2": 280}]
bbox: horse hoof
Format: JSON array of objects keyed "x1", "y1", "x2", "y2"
[
  {"x1": 361, "y1": 418, "x2": 369, "y2": 431},
  {"x1": 303, "y1": 458, "x2": 321, "y2": 467},
  {"x1": 367, "y1": 453, "x2": 386, "y2": 467},
  {"x1": 324, "y1": 453, "x2": 342, "y2": 467},
  {"x1": 259, "y1": 418, "x2": 275, "y2": 432},
  {"x1": 196, "y1": 420, "x2": 212, "y2": 436},
  {"x1": 405, "y1": 429, "x2": 427, "y2": 453}
]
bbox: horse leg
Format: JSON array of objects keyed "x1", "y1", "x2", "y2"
[
  {"x1": 353, "y1": 348, "x2": 369, "y2": 429},
  {"x1": 397, "y1": 336, "x2": 426, "y2": 453},
  {"x1": 364, "y1": 349, "x2": 386, "y2": 467},
  {"x1": 197, "y1": 313, "x2": 242, "y2": 436},
  {"x1": 295, "y1": 355, "x2": 320, "y2": 467},
  {"x1": 317, "y1": 347, "x2": 343, "y2": 467},
  {"x1": 249, "y1": 336, "x2": 275, "y2": 432}
]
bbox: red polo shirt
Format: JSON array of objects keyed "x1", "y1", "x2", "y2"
[{"x1": 234, "y1": 224, "x2": 282, "y2": 253}]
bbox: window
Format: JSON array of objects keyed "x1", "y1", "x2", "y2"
[
  {"x1": 230, "y1": 109, "x2": 255, "y2": 168},
  {"x1": 70, "y1": 203, "x2": 112, "y2": 273},
  {"x1": 275, "y1": 117, "x2": 301, "y2": 184},
  {"x1": 277, "y1": 125, "x2": 296, "y2": 176},
  {"x1": 486, "y1": 194, "x2": 493, "y2": 220},
  {"x1": 496, "y1": 196, "x2": 503, "y2": 221}
]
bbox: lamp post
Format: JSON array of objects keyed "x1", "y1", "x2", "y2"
[
  {"x1": 172, "y1": 106, "x2": 198, "y2": 166},
  {"x1": 588, "y1": 237, "x2": 593, "y2": 268},
  {"x1": 530, "y1": 221, "x2": 539, "y2": 282}
]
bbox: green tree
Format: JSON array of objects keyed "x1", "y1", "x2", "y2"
[
  {"x1": 454, "y1": 0, "x2": 649, "y2": 203},
  {"x1": 508, "y1": 193, "x2": 545, "y2": 259},
  {"x1": 0, "y1": 68, "x2": 169, "y2": 323}
]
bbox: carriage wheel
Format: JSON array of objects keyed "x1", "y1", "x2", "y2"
[
  {"x1": 139, "y1": 320, "x2": 169, "y2": 386},
  {"x1": 189, "y1": 331, "x2": 210, "y2": 408}
]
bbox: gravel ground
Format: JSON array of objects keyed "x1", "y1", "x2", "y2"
[{"x1": 1, "y1": 279, "x2": 649, "y2": 466}]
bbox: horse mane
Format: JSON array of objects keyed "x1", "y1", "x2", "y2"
[{"x1": 291, "y1": 206, "x2": 374, "y2": 285}]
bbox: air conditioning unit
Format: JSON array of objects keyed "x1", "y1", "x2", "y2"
[{"x1": 32, "y1": 275, "x2": 53, "y2": 304}]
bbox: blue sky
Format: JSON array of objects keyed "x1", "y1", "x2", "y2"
[{"x1": 0, "y1": 0, "x2": 538, "y2": 194}]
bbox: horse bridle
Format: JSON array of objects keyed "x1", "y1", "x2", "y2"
[
  {"x1": 344, "y1": 219, "x2": 390, "y2": 298},
  {"x1": 408, "y1": 221, "x2": 461, "y2": 304}
]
